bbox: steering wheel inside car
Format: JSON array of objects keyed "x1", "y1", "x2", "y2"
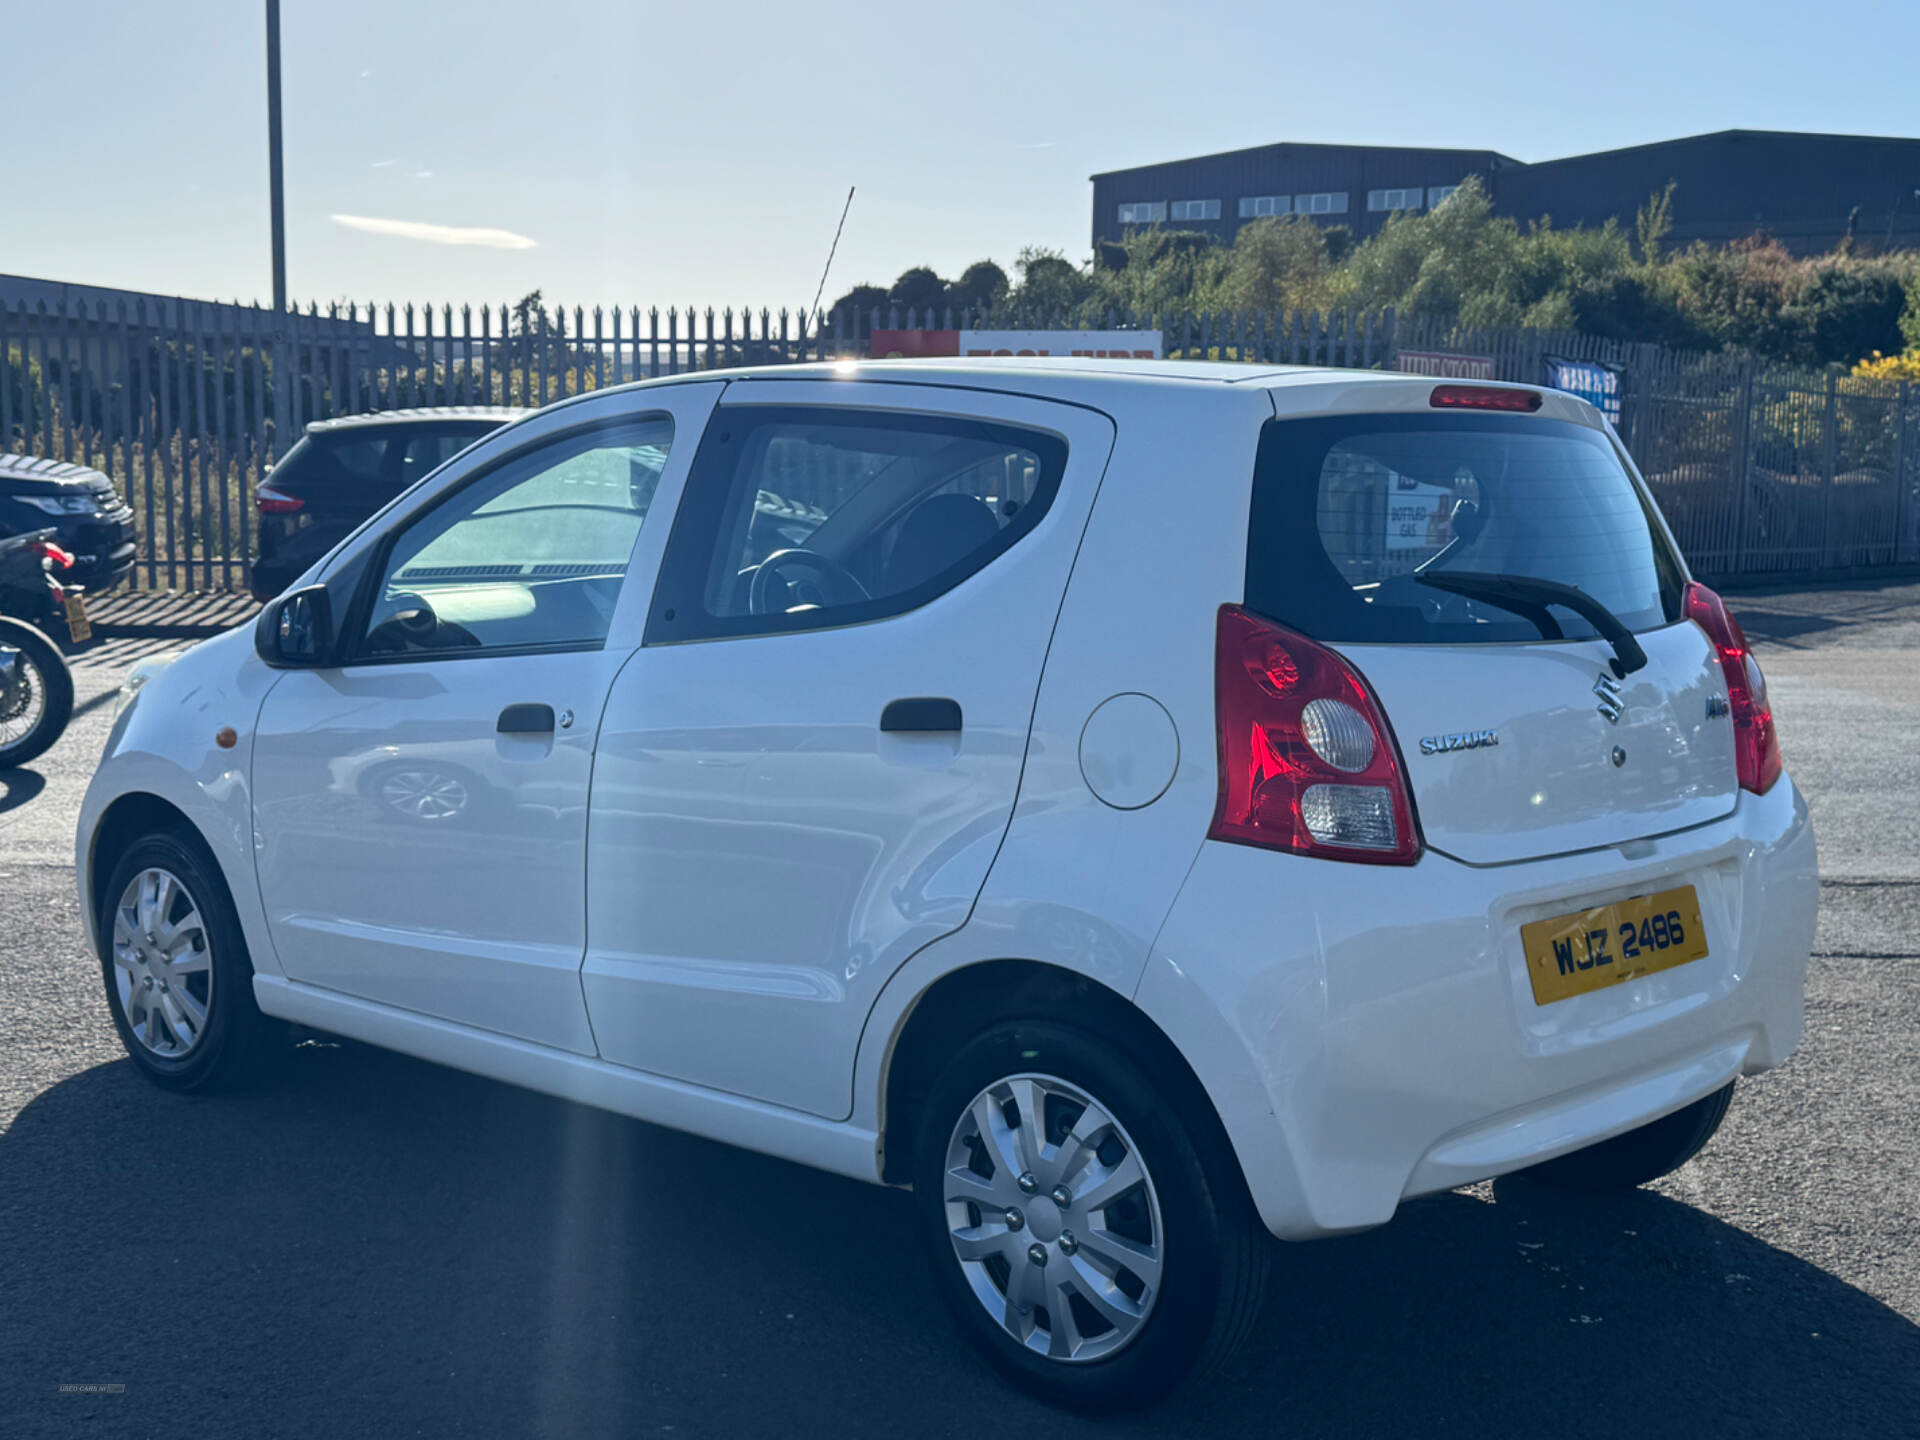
[
  {"x1": 365, "y1": 590, "x2": 481, "y2": 653},
  {"x1": 747, "y1": 548, "x2": 871, "y2": 615}
]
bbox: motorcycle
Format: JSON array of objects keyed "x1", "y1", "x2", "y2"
[{"x1": 0, "y1": 529, "x2": 81, "y2": 769}]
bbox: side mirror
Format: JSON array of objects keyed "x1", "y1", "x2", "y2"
[{"x1": 256, "y1": 584, "x2": 334, "y2": 668}]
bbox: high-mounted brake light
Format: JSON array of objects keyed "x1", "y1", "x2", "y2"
[
  {"x1": 1430, "y1": 384, "x2": 1542, "y2": 413},
  {"x1": 1684, "y1": 582, "x2": 1781, "y2": 795},
  {"x1": 256, "y1": 484, "x2": 305, "y2": 514},
  {"x1": 1210, "y1": 606, "x2": 1421, "y2": 864}
]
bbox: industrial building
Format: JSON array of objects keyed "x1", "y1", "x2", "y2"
[{"x1": 1090, "y1": 130, "x2": 1920, "y2": 255}]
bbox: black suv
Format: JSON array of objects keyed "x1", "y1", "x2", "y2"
[
  {"x1": 0, "y1": 454, "x2": 138, "y2": 593},
  {"x1": 251, "y1": 407, "x2": 524, "y2": 602}
]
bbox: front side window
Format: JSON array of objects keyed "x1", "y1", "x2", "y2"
[
  {"x1": 1246, "y1": 413, "x2": 1684, "y2": 646},
  {"x1": 355, "y1": 416, "x2": 673, "y2": 658},
  {"x1": 647, "y1": 407, "x2": 1066, "y2": 643}
]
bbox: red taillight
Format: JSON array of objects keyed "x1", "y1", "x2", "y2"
[
  {"x1": 1430, "y1": 384, "x2": 1542, "y2": 412},
  {"x1": 32, "y1": 539, "x2": 75, "y2": 569},
  {"x1": 256, "y1": 485, "x2": 304, "y2": 514},
  {"x1": 1210, "y1": 605, "x2": 1421, "y2": 864},
  {"x1": 1684, "y1": 582, "x2": 1781, "y2": 796}
]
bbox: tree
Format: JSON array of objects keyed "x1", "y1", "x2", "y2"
[
  {"x1": 1782, "y1": 260, "x2": 1907, "y2": 366},
  {"x1": 888, "y1": 266, "x2": 948, "y2": 315},
  {"x1": 1670, "y1": 237, "x2": 1803, "y2": 356},
  {"x1": 829, "y1": 283, "x2": 889, "y2": 317},
  {"x1": 1222, "y1": 216, "x2": 1332, "y2": 313},
  {"x1": 1636, "y1": 182, "x2": 1677, "y2": 264},
  {"x1": 948, "y1": 260, "x2": 1010, "y2": 315},
  {"x1": 1010, "y1": 247, "x2": 1094, "y2": 317},
  {"x1": 828, "y1": 283, "x2": 890, "y2": 337},
  {"x1": 1089, "y1": 230, "x2": 1229, "y2": 314}
]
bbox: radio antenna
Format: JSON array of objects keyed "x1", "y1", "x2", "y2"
[{"x1": 810, "y1": 186, "x2": 856, "y2": 321}]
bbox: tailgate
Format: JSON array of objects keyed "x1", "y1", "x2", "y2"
[{"x1": 1342, "y1": 621, "x2": 1739, "y2": 865}]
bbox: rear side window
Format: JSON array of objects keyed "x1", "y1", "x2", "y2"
[
  {"x1": 276, "y1": 434, "x2": 390, "y2": 487},
  {"x1": 1246, "y1": 413, "x2": 1684, "y2": 645},
  {"x1": 646, "y1": 406, "x2": 1065, "y2": 643},
  {"x1": 397, "y1": 428, "x2": 491, "y2": 489}
]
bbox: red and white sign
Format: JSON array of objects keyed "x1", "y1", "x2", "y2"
[{"x1": 871, "y1": 329, "x2": 1163, "y2": 360}]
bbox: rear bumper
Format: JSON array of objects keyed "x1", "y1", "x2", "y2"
[
  {"x1": 61, "y1": 513, "x2": 137, "y2": 590},
  {"x1": 1135, "y1": 776, "x2": 1817, "y2": 1239}
]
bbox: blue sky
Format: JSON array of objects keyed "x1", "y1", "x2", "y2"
[{"x1": 10, "y1": 0, "x2": 1919, "y2": 310}]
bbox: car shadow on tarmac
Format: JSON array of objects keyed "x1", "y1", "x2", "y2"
[{"x1": 2, "y1": 1040, "x2": 1916, "y2": 1440}]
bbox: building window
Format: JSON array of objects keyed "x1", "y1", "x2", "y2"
[
  {"x1": 1170, "y1": 199, "x2": 1221, "y2": 221},
  {"x1": 1428, "y1": 184, "x2": 1460, "y2": 208},
  {"x1": 1367, "y1": 188, "x2": 1425, "y2": 212},
  {"x1": 1295, "y1": 192, "x2": 1349, "y2": 216},
  {"x1": 1117, "y1": 201, "x2": 1167, "y2": 225},
  {"x1": 1239, "y1": 195, "x2": 1290, "y2": 218}
]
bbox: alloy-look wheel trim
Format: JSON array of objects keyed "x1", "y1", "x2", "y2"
[
  {"x1": 110, "y1": 867, "x2": 215, "y2": 1059},
  {"x1": 942, "y1": 1071, "x2": 1165, "y2": 1364}
]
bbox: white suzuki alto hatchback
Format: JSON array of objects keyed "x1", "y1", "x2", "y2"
[{"x1": 80, "y1": 359, "x2": 1817, "y2": 1410}]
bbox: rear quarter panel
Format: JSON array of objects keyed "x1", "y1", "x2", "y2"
[{"x1": 853, "y1": 380, "x2": 1275, "y2": 1129}]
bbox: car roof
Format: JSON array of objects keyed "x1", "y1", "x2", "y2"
[
  {"x1": 304, "y1": 406, "x2": 528, "y2": 436},
  {"x1": 627, "y1": 355, "x2": 1562, "y2": 401},
  {"x1": 700, "y1": 356, "x2": 1343, "y2": 388},
  {"x1": 0, "y1": 452, "x2": 111, "y2": 485},
  {"x1": 599, "y1": 355, "x2": 1596, "y2": 426}
]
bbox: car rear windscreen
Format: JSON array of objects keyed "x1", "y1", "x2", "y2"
[{"x1": 1245, "y1": 412, "x2": 1685, "y2": 645}]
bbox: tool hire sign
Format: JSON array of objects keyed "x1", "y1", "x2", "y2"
[{"x1": 870, "y1": 329, "x2": 1163, "y2": 360}]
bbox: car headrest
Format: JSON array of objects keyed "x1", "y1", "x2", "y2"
[{"x1": 884, "y1": 493, "x2": 1002, "y2": 595}]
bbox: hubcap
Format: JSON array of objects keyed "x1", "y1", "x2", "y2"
[
  {"x1": 942, "y1": 1072, "x2": 1164, "y2": 1364},
  {"x1": 110, "y1": 867, "x2": 214, "y2": 1059}
]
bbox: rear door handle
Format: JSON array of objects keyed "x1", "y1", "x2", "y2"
[
  {"x1": 497, "y1": 703, "x2": 555, "y2": 735},
  {"x1": 881, "y1": 697, "x2": 962, "y2": 733}
]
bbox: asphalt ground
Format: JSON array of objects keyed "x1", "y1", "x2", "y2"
[{"x1": 1, "y1": 592, "x2": 1917, "y2": 1439}]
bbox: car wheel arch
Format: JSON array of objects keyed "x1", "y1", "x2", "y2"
[
  {"x1": 88, "y1": 791, "x2": 200, "y2": 916},
  {"x1": 875, "y1": 956, "x2": 1242, "y2": 1194},
  {"x1": 84, "y1": 790, "x2": 264, "y2": 979}
]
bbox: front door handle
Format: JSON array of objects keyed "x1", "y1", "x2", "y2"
[
  {"x1": 497, "y1": 703, "x2": 555, "y2": 735},
  {"x1": 881, "y1": 697, "x2": 962, "y2": 733}
]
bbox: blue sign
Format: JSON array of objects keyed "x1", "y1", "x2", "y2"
[{"x1": 1545, "y1": 356, "x2": 1623, "y2": 427}]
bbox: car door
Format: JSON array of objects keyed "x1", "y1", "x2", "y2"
[
  {"x1": 582, "y1": 379, "x2": 1116, "y2": 1117},
  {"x1": 251, "y1": 387, "x2": 721, "y2": 1052}
]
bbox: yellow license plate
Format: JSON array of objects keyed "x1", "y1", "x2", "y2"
[
  {"x1": 1520, "y1": 885, "x2": 1709, "y2": 1006},
  {"x1": 64, "y1": 591, "x2": 91, "y2": 644}
]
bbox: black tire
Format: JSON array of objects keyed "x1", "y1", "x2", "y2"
[
  {"x1": 911, "y1": 1018, "x2": 1269, "y2": 1413},
  {"x1": 97, "y1": 827, "x2": 285, "y2": 1092},
  {"x1": 0, "y1": 619, "x2": 75, "y2": 770},
  {"x1": 1520, "y1": 1082, "x2": 1735, "y2": 1191}
]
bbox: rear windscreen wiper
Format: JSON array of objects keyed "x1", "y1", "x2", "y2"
[{"x1": 1414, "y1": 571, "x2": 1649, "y2": 677}]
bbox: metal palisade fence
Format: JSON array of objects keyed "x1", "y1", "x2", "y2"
[{"x1": 1, "y1": 293, "x2": 1915, "y2": 591}]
